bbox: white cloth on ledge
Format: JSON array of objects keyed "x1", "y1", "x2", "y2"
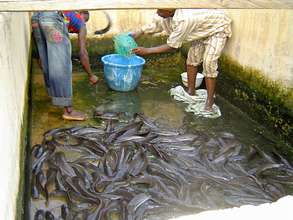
[{"x1": 169, "y1": 86, "x2": 221, "y2": 119}]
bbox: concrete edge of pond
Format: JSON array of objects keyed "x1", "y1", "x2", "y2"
[
  {"x1": 169, "y1": 195, "x2": 293, "y2": 220},
  {"x1": 15, "y1": 42, "x2": 32, "y2": 220}
]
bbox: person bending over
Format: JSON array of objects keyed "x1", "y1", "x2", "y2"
[
  {"x1": 32, "y1": 11, "x2": 98, "y2": 121},
  {"x1": 131, "y1": 9, "x2": 232, "y2": 112}
]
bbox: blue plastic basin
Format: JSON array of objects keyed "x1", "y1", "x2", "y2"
[{"x1": 101, "y1": 54, "x2": 145, "y2": 92}]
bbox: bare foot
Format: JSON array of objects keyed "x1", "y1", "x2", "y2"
[
  {"x1": 204, "y1": 106, "x2": 213, "y2": 112},
  {"x1": 204, "y1": 102, "x2": 214, "y2": 112},
  {"x1": 63, "y1": 108, "x2": 87, "y2": 121},
  {"x1": 88, "y1": 74, "x2": 99, "y2": 85},
  {"x1": 187, "y1": 88, "x2": 196, "y2": 96}
]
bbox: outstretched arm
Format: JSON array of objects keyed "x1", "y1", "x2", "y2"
[
  {"x1": 129, "y1": 30, "x2": 144, "y2": 39},
  {"x1": 132, "y1": 44, "x2": 176, "y2": 56},
  {"x1": 78, "y1": 26, "x2": 98, "y2": 85}
]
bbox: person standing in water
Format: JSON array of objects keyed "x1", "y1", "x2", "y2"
[
  {"x1": 32, "y1": 10, "x2": 98, "y2": 121},
  {"x1": 131, "y1": 9, "x2": 232, "y2": 112}
]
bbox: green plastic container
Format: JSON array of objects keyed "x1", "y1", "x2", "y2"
[{"x1": 113, "y1": 33, "x2": 138, "y2": 56}]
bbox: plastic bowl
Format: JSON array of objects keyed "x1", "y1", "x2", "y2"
[
  {"x1": 181, "y1": 72, "x2": 204, "y2": 88},
  {"x1": 101, "y1": 54, "x2": 145, "y2": 92}
]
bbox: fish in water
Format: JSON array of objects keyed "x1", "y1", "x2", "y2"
[
  {"x1": 45, "y1": 211, "x2": 55, "y2": 220},
  {"x1": 94, "y1": 110, "x2": 122, "y2": 121},
  {"x1": 34, "y1": 209, "x2": 45, "y2": 220},
  {"x1": 61, "y1": 204, "x2": 69, "y2": 220},
  {"x1": 30, "y1": 113, "x2": 293, "y2": 219}
]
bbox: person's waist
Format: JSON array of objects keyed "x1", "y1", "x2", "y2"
[
  {"x1": 32, "y1": 11, "x2": 64, "y2": 19},
  {"x1": 58, "y1": 11, "x2": 64, "y2": 18}
]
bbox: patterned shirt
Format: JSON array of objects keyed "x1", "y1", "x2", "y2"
[
  {"x1": 63, "y1": 11, "x2": 85, "y2": 33},
  {"x1": 141, "y1": 9, "x2": 232, "y2": 48}
]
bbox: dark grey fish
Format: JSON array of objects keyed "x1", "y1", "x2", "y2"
[
  {"x1": 219, "y1": 132, "x2": 235, "y2": 139},
  {"x1": 127, "y1": 193, "x2": 151, "y2": 219},
  {"x1": 150, "y1": 134, "x2": 196, "y2": 144},
  {"x1": 149, "y1": 189, "x2": 204, "y2": 212},
  {"x1": 103, "y1": 180, "x2": 130, "y2": 194},
  {"x1": 34, "y1": 209, "x2": 45, "y2": 220},
  {"x1": 251, "y1": 144, "x2": 276, "y2": 163},
  {"x1": 71, "y1": 126, "x2": 105, "y2": 136},
  {"x1": 94, "y1": 111, "x2": 120, "y2": 120},
  {"x1": 264, "y1": 182, "x2": 286, "y2": 200},
  {"x1": 36, "y1": 171, "x2": 47, "y2": 190},
  {"x1": 143, "y1": 143, "x2": 169, "y2": 162},
  {"x1": 43, "y1": 127, "x2": 68, "y2": 140},
  {"x1": 71, "y1": 163, "x2": 93, "y2": 188},
  {"x1": 61, "y1": 204, "x2": 69, "y2": 220},
  {"x1": 32, "y1": 144, "x2": 45, "y2": 158},
  {"x1": 87, "y1": 198, "x2": 113, "y2": 220},
  {"x1": 128, "y1": 149, "x2": 148, "y2": 176},
  {"x1": 212, "y1": 145, "x2": 242, "y2": 164},
  {"x1": 103, "y1": 149, "x2": 118, "y2": 177},
  {"x1": 115, "y1": 135, "x2": 146, "y2": 143},
  {"x1": 151, "y1": 129, "x2": 180, "y2": 137},
  {"x1": 110, "y1": 188, "x2": 135, "y2": 201},
  {"x1": 54, "y1": 152, "x2": 76, "y2": 177},
  {"x1": 45, "y1": 211, "x2": 55, "y2": 220},
  {"x1": 104, "y1": 121, "x2": 143, "y2": 144},
  {"x1": 155, "y1": 159, "x2": 187, "y2": 184},
  {"x1": 44, "y1": 168, "x2": 57, "y2": 201},
  {"x1": 134, "y1": 113, "x2": 160, "y2": 131},
  {"x1": 105, "y1": 120, "x2": 114, "y2": 133},
  {"x1": 224, "y1": 195, "x2": 272, "y2": 206},
  {"x1": 115, "y1": 121, "x2": 143, "y2": 139},
  {"x1": 32, "y1": 150, "x2": 50, "y2": 174},
  {"x1": 66, "y1": 188, "x2": 98, "y2": 207},
  {"x1": 266, "y1": 175, "x2": 293, "y2": 185},
  {"x1": 272, "y1": 149, "x2": 293, "y2": 170},
  {"x1": 255, "y1": 163, "x2": 284, "y2": 178},
  {"x1": 31, "y1": 184, "x2": 39, "y2": 199},
  {"x1": 83, "y1": 139, "x2": 108, "y2": 156}
]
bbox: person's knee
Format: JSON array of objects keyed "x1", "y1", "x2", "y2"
[
  {"x1": 203, "y1": 59, "x2": 218, "y2": 77},
  {"x1": 186, "y1": 63, "x2": 196, "y2": 68},
  {"x1": 186, "y1": 59, "x2": 200, "y2": 68}
]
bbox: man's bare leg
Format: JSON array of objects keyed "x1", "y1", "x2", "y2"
[
  {"x1": 205, "y1": 77, "x2": 216, "y2": 111},
  {"x1": 187, "y1": 64, "x2": 198, "y2": 96}
]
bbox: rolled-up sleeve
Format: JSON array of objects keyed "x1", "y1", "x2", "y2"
[
  {"x1": 141, "y1": 17, "x2": 164, "y2": 34},
  {"x1": 167, "y1": 20, "x2": 190, "y2": 48}
]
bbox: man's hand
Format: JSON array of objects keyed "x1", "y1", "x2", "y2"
[
  {"x1": 88, "y1": 74, "x2": 99, "y2": 85},
  {"x1": 133, "y1": 44, "x2": 175, "y2": 56},
  {"x1": 132, "y1": 47, "x2": 151, "y2": 56},
  {"x1": 128, "y1": 30, "x2": 143, "y2": 39}
]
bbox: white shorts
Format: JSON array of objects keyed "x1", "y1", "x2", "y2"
[{"x1": 187, "y1": 32, "x2": 227, "y2": 78}]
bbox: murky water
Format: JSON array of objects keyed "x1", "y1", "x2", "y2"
[{"x1": 27, "y1": 58, "x2": 293, "y2": 219}]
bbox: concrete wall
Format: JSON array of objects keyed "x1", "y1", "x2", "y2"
[
  {"x1": 87, "y1": 9, "x2": 293, "y2": 88},
  {"x1": 87, "y1": 9, "x2": 156, "y2": 36},
  {"x1": 0, "y1": 12, "x2": 31, "y2": 220},
  {"x1": 224, "y1": 9, "x2": 293, "y2": 88}
]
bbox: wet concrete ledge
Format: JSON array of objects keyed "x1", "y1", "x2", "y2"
[{"x1": 16, "y1": 47, "x2": 32, "y2": 220}]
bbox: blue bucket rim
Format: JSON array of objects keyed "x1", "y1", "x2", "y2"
[{"x1": 101, "y1": 54, "x2": 145, "y2": 68}]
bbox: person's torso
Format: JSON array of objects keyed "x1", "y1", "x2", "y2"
[
  {"x1": 63, "y1": 11, "x2": 85, "y2": 33},
  {"x1": 164, "y1": 9, "x2": 232, "y2": 41}
]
